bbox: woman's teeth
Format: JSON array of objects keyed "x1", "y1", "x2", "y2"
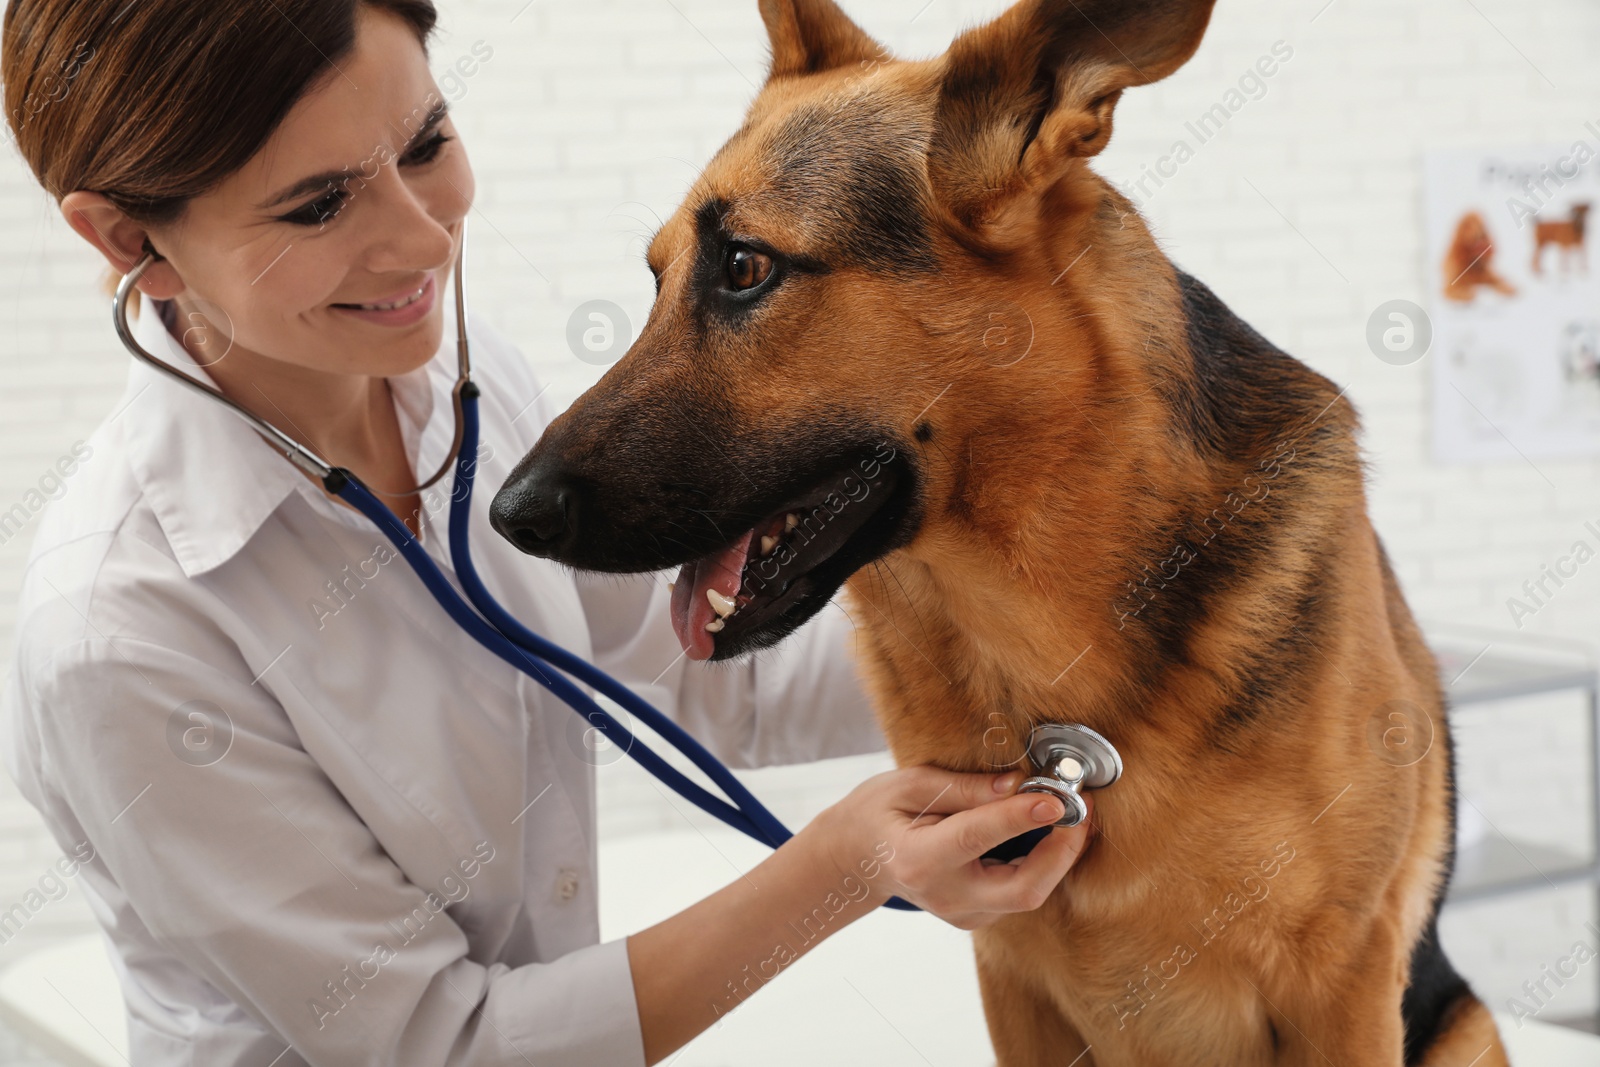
[{"x1": 354, "y1": 285, "x2": 425, "y2": 311}]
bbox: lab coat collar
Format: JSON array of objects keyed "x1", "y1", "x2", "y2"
[{"x1": 120, "y1": 293, "x2": 459, "y2": 579}]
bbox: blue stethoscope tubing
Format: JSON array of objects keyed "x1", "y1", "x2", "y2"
[
  {"x1": 340, "y1": 397, "x2": 917, "y2": 912},
  {"x1": 112, "y1": 224, "x2": 920, "y2": 912}
]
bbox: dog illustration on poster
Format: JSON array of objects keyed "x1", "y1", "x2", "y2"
[
  {"x1": 1440, "y1": 210, "x2": 1517, "y2": 302},
  {"x1": 1564, "y1": 320, "x2": 1600, "y2": 390},
  {"x1": 1533, "y1": 202, "x2": 1591, "y2": 277},
  {"x1": 1427, "y1": 144, "x2": 1600, "y2": 462}
]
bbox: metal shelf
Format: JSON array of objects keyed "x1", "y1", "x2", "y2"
[
  {"x1": 1425, "y1": 624, "x2": 1600, "y2": 1005},
  {"x1": 1449, "y1": 836, "x2": 1599, "y2": 904},
  {"x1": 1436, "y1": 641, "x2": 1599, "y2": 706}
]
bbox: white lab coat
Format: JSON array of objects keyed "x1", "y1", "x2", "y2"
[{"x1": 0, "y1": 294, "x2": 888, "y2": 1066}]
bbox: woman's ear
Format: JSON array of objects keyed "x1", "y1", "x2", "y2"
[
  {"x1": 59, "y1": 190, "x2": 185, "y2": 299},
  {"x1": 929, "y1": 0, "x2": 1217, "y2": 231}
]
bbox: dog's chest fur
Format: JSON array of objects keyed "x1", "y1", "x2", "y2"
[{"x1": 839, "y1": 274, "x2": 1456, "y2": 1065}]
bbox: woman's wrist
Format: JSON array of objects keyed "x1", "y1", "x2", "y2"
[
  {"x1": 628, "y1": 814, "x2": 885, "y2": 1063},
  {"x1": 796, "y1": 802, "x2": 899, "y2": 908}
]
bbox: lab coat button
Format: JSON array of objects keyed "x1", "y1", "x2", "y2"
[{"x1": 555, "y1": 868, "x2": 581, "y2": 902}]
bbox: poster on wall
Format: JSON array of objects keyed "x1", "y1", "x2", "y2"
[{"x1": 1424, "y1": 141, "x2": 1600, "y2": 463}]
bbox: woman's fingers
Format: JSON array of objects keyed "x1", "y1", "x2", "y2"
[
  {"x1": 950, "y1": 821, "x2": 1093, "y2": 917},
  {"x1": 928, "y1": 789, "x2": 1077, "y2": 863},
  {"x1": 949, "y1": 796, "x2": 1095, "y2": 914},
  {"x1": 886, "y1": 765, "x2": 1030, "y2": 821},
  {"x1": 1001, "y1": 815, "x2": 1092, "y2": 886},
  {"x1": 844, "y1": 764, "x2": 1100, "y2": 923}
]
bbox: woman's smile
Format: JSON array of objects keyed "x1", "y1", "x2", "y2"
[{"x1": 331, "y1": 271, "x2": 438, "y2": 327}]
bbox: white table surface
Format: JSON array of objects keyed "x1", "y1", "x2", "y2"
[{"x1": 2, "y1": 826, "x2": 1595, "y2": 1065}]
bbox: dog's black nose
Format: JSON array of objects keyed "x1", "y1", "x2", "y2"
[{"x1": 490, "y1": 467, "x2": 578, "y2": 556}]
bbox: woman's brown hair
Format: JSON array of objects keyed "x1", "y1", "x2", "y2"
[{"x1": 2, "y1": 0, "x2": 437, "y2": 229}]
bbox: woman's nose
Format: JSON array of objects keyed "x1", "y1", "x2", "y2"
[{"x1": 363, "y1": 175, "x2": 464, "y2": 277}]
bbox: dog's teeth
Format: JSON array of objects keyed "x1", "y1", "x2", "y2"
[
  {"x1": 667, "y1": 582, "x2": 676, "y2": 595},
  {"x1": 785, "y1": 513, "x2": 799, "y2": 532},
  {"x1": 706, "y1": 589, "x2": 737, "y2": 618},
  {"x1": 761, "y1": 535, "x2": 778, "y2": 555},
  {"x1": 705, "y1": 618, "x2": 725, "y2": 633}
]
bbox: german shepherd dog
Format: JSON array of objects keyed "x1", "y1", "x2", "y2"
[{"x1": 491, "y1": 1, "x2": 1510, "y2": 1063}]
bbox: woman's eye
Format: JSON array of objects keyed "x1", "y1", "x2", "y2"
[
  {"x1": 277, "y1": 133, "x2": 452, "y2": 228},
  {"x1": 403, "y1": 131, "x2": 452, "y2": 167},
  {"x1": 281, "y1": 186, "x2": 349, "y2": 228},
  {"x1": 726, "y1": 247, "x2": 774, "y2": 292}
]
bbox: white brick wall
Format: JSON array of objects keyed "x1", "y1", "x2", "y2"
[{"x1": 1, "y1": 0, "x2": 1597, "y2": 1038}]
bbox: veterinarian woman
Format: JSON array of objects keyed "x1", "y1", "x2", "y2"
[{"x1": 0, "y1": 2, "x2": 1091, "y2": 1064}]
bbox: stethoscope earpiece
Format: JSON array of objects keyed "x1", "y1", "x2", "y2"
[
  {"x1": 111, "y1": 221, "x2": 473, "y2": 492},
  {"x1": 1019, "y1": 723, "x2": 1123, "y2": 827}
]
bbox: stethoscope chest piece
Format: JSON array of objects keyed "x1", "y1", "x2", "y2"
[{"x1": 1019, "y1": 723, "x2": 1122, "y2": 828}]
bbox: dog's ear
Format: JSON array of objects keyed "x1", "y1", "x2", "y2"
[
  {"x1": 930, "y1": 0, "x2": 1216, "y2": 229},
  {"x1": 759, "y1": 0, "x2": 884, "y2": 80}
]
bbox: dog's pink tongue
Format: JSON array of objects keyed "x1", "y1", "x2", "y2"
[{"x1": 669, "y1": 530, "x2": 754, "y2": 661}]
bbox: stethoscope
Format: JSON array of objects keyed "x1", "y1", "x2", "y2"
[{"x1": 111, "y1": 224, "x2": 1122, "y2": 914}]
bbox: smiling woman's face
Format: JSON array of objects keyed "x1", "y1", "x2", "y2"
[{"x1": 144, "y1": 4, "x2": 473, "y2": 379}]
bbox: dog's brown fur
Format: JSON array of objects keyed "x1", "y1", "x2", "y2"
[{"x1": 495, "y1": 2, "x2": 1510, "y2": 1063}]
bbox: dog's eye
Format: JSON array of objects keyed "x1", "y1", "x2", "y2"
[{"x1": 726, "y1": 247, "x2": 774, "y2": 292}]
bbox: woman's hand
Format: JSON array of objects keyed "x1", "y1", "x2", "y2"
[{"x1": 804, "y1": 765, "x2": 1093, "y2": 930}]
